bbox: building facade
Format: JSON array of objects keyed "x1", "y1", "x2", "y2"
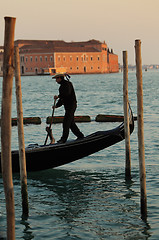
[{"x1": 0, "y1": 39, "x2": 119, "y2": 76}]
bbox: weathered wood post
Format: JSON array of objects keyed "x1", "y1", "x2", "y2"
[
  {"x1": 14, "y1": 46, "x2": 29, "y2": 217},
  {"x1": 135, "y1": 39, "x2": 147, "y2": 220},
  {"x1": 1, "y1": 16, "x2": 16, "y2": 240},
  {"x1": 123, "y1": 51, "x2": 131, "y2": 179}
]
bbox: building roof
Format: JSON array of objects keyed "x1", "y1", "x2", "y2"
[
  {"x1": 19, "y1": 45, "x2": 100, "y2": 54},
  {"x1": 14, "y1": 39, "x2": 117, "y2": 55},
  {"x1": 15, "y1": 39, "x2": 102, "y2": 47},
  {"x1": 15, "y1": 39, "x2": 104, "y2": 53}
]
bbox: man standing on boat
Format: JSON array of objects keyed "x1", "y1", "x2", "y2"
[{"x1": 53, "y1": 73, "x2": 84, "y2": 144}]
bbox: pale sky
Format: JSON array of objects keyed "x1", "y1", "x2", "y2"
[{"x1": 0, "y1": 0, "x2": 159, "y2": 65}]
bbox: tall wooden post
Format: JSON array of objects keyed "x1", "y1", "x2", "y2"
[
  {"x1": 135, "y1": 39, "x2": 147, "y2": 220},
  {"x1": 123, "y1": 51, "x2": 131, "y2": 179},
  {"x1": 1, "y1": 16, "x2": 16, "y2": 240},
  {"x1": 14, "y1": 46, "x2": 29, "y2": 217}
]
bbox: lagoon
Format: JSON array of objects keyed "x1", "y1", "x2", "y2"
[{"x1": 0, "y1": 71, "x2": 159, "y2": 239}]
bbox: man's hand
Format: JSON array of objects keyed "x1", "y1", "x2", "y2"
[
  {"x1": 52, "y1": 105, "x2": 57, "y2": 109},
  {"x1": 52, "y1": 95, "x2": 58, "y2": 109},
  {"x1": 54, "y1": 95, "x2": 59, "y2": 100}
]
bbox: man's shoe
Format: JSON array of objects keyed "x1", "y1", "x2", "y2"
[
  {"x1": 76, "y1": 135, "x2": 84, "y2": 141},
  {"x1": 57, "y1": 139, "x2": 66, "y2": 144}
]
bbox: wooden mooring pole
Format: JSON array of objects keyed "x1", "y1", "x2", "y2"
[
  {"x1": 1, "y1": 16, "x2": 16, "y2": 240},
  {"x1": 135, "y1": 39, "x2": 147, "y2": 220},
  {"x1": 123, "y1": 51, "x2": 131, "y2": 179},
  {"x1": 14, "y1": 46, "x2": 29, "y2": 217}
]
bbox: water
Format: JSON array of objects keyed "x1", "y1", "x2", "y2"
[{"x1": 0, "y1": 70, "x2": 158, "y2": 239}]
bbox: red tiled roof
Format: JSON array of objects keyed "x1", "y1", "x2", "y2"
[
  {"x1": 15, "y1": 39, "x2": 101, "y2": 47},
  {"x1": 53, "y1": 46, "x2": 100, "y2": 52},
  {"x1": 16, "y1": 39, "x2": 105, "y2": 54},
  {"x1": 20, "y1": 46, "x2": 100, "y2": 54}
]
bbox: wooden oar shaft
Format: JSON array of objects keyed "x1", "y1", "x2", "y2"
[
  {"x1": 49, "y1": 100, "x2": 56, "y2": 127},
  {"x1": 44, "y1": 99, "x2": 56, "y2": 145}
]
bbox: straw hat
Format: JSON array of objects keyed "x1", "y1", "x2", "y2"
[{"x1": 52, "y1": 73, "x2": 71, "y2": 80}]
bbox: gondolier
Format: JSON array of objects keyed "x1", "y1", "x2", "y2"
[{"x1": 53, "y1": 73, "x2": 84, "y2": 143}]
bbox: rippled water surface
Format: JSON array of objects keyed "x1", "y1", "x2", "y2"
[{"x1": 0, "y1": 71, "x2": 159, "y2": 239}]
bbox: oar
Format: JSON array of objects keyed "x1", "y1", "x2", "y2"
[{"x1": 44, "y1": 99, "x2": 56, "y2": 145}]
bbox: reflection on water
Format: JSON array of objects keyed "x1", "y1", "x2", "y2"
[
  {"x1": 20, "y1": 218, "x2": 34, "y2": 240},
  {"x1": 0, "y1": 162, "x2": 154, "y2": 239},
  {"x1": 8, "y1": 168, "x2": 150, "y2": 239},
  {"x1": 0, "y1": 71, "x2": 159, "y2": 239}
]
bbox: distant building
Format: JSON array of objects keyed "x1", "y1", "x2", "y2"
[{"x1": 0, "y1": 39, "x2": 119, "y2": 76}]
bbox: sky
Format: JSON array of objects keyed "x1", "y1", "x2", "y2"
[{"x1": 0, "y1": 0, "x2": 159, "y2": 65}]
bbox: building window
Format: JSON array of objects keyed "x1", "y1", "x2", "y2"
[
  {"x1": 35, "y1": 56, "x2": 38, "y2": 62},
  {"x1": 91, "y1": 57, "x2": 93, "y2": 61},
  {"x1": 107, "y1": 53, "x2": 109, "y2": 63},
  {"x1": 70, "y1": 67, "x2": 72, "y2": 70},
  {"x1": 77, "y1": 57, "x2": 79, "y2": 61},
  {"x1": 98, "y1": 56, "x2": 100, "y2": 61},
  {"x1": 58, "y1": 56, "x2": 61, "y2": 61},
  {"x1": 77, "y1": 66, "x2": 79, "y2": 70},
  {"x1": 50, "y1": 56, "x2": 53, "y2": 62},
  {"x1": 35, "y1": 68, "x2": 38, "y2": 74},
  {"x1": 82, "y1": 55, "x2": 86, "y2": 62},
  {"x1": 91, "y1": 66, "x2": 93, "y2": 69},
  {"x1": 30, "y1": 56, "x2": 32, "y2": 62},
  {"x1": 26, "y1": 57, "x2": 28, "y2": 62},
  {"x1": 45, "y1": 56, "x2": 47, "y2": 62},
  {"x1": 63, "y1": 56, "x2": 66, "y2": 61},
  {"x1": 70, "y1": 56, "x2": 72, "y2": 61},
  {"x1": 20, "y1": 56, "x2": 24, "y2": 62},
  {"x1": 40, "y1": 56, "x2": 42, "y2": 62}
]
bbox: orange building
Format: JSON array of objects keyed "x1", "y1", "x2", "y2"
[{"x1": 12, "y1": 40, "x2": 119, "y2": 75}]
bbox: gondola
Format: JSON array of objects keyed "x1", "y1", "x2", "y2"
[{"x1": 0, "y1": 106, "x2": 134, "y2": 173}]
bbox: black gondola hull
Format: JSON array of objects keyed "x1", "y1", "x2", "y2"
[{"x1": 0, "y1": 110, "x2": 134, "y2": 173}]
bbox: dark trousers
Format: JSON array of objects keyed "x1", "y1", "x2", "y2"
[{"x1": 61, "y1": 105, "x2": 83, "y2": 142}]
